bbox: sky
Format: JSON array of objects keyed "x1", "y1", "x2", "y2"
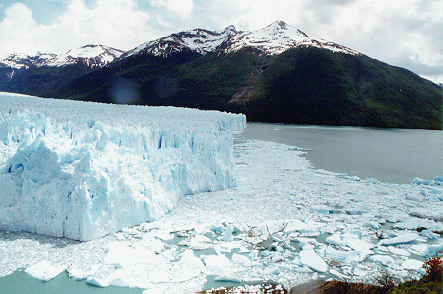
[{"x1": 0, "y1": 0, "x2": 443, "y2": 84}]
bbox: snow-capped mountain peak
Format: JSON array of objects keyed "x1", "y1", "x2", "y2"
[
  {"x1": 221, "y1": 21, "x2": 360, "y2": 55},
  {"x1": 0, "y1": 45, "x2": 124, "y2": 71},
  {"x1": 261, "y1": 20, "x2": 308, "y2": 38},
  {"x1": 221, "y1": 21, "x2": 312, "y2": 55},
  {"x1": 220, "y1": 25, "x2": 240, "y2": 37},
  {"x1": 44, "y1": 45, "x2": 124, "y2": 67},
  {"x1": 122, "y1": 21, "x2": 360, "y2": 58},
  {"x1": 121, "y1": 26, "x2": 243, "y2": 58},
  {"x1": 0, "y1": 52, "x2": 56, "y2": 69}
]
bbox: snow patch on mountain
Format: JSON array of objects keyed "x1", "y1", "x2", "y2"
[
  {"x1": 0, "y1": 21, "x2": 360, "y2": 72},
  {"x1": 44, "y1": 45, "x2": 124, "y2": 67},
  {"x1": 0, "y1": 52, "x2": 56, "y2": 69},
  {"x1": 121, "y1": 25, "x2": 240, "y2": 58},
  {"x1": 123, "y1": 21, "x2": 360, "y2": 58},
  {"x1": 0, "y1": 45, "x2": 123, "y2": 70},
  {"x1": 221, "y1": 21, "x2": 310, "y2": 55}
]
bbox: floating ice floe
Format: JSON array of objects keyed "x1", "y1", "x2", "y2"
[
  {"x1": 402, "y1": 259, "x2": 424, "y2": 270},
  {"x1": 369, "y1": 255, "x2": 396, "y2": 266},
  {"x1": 68, "y1": 264, "x2": 101, "y2": 280},
  {"x1": 325, "y1": 246, "x2": 368, "y2": 264},
  {"x1": 423, "y1": 243, "x2": 443, "y2": 257},
  {"x1": 86, "y1": 276, "x2": 109, "y2": 287},
  {"x1": 377, "y1": 233, "x2": 420, "y2": 246},
  {"x1": 299, "y1": 248, "x2": 328, "y2": 273},
  {"x1": 24, "y1": 260, "x2": 67, "y2": 282},
  {"x1": 388, "y1": 247, "x2": 410, "y2": 256}
]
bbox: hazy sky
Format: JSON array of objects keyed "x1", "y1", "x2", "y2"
[{"x1": 1, "y1": 0, "x2": 443, "y2": 83}]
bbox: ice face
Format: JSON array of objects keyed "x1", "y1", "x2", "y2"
[{"x1": 0, "y1": 92, "x2": 246, "y2": 241}]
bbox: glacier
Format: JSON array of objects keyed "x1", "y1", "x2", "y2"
[
  {"x1": 0, "y1": 92, "x2": 246, "y2": 241},
  {"x1": 1, "y1": 92, "x2": 443, "y2": 293}
]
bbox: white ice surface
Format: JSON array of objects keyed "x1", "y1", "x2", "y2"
[
  {"x1": 0, "y1": 109, "x2": 442, "y2": 293},
  {"x1": 0, "y1": 92, "x2": 245, "y2": 241},
  {"x1": 377, "y1": 233, "x2": 420, "y2": 246},
  {"x1": 299, "y1": 248, "x2": 328, "y2": 273},
  {"x1": 24, "y1": 260, "x2": 66, "y2": 281}
]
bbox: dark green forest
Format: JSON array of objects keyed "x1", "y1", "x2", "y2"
[{"x1": 2, "y1": 46, "x2": 442, "y2": 129}]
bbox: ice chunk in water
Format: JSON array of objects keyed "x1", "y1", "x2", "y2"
[
  {"x1": 299, "y1": 248, "x2": 328, "y2": 273},
  {"x1": 402, "y1": 259, "x2": 424, "y2": 270},
  {"x1": 369, "y1": 255, "x2": 395, "y2": 266},
  {"x1": 87, "y1": 276, "x2": 109, "y2": 287},
  {"x1": 231, "y1": 253, "x2": 252, "y2": 266},
  {"x1": 377, "y1": 233, "x2": 420, "y2": 246},
  {"x1": 423, "y1": 243, "x2": 443, "y2": 257},
  {"x1": 325, "y1": 246, "x2": 368, "y2": 264},
  {"x1": 68, "y1": 264, "x2": 101, "y2": 280},
  {"x1": 25, "y1": 260, "x2": 66, "y2": 281},
  {"x1": 421, "y1": 230, "x2": 438, "y2": 240}
]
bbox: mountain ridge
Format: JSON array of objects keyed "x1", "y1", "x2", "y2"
[
  {"x1": 120, "y1": 21, "x2": 360, "y2": 58},
  {"x1": 0, "y1": 21, "x2": 441, "y2": 129},
  {"x1": 0, "y1": 44, "x2": 123, "y2": 70}
]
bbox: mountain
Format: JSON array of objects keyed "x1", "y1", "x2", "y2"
[
  {"x1": 1, "y1": 22, "x2": 442, "y2": 129},
  {"x1": 121, "y1": 21, "x2": 359, "y2": 58},
  {"x1": 120, "y1": 25, "x2": 241, "y2": 58},
  {"x1": 0, "y1": 45, "x2": 123, "y2": 96},
  {"x1": 43, "y1": 44, "x2": 124, "y2": 67},
  {"x1": 0, "y1": 52, "x2": 56, "y2": 69}
]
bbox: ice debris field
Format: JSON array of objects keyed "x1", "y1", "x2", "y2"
[{"x1": 0, "y1": 92, "x2": 442, "y2": 293}]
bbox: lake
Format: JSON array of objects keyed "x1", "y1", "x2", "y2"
[
  {"x1": 1, "y1": 123, "x2": 442, "y2": 293},
  {"x1": 236, "y1": 123, "x2": 443, "y2": 184}
]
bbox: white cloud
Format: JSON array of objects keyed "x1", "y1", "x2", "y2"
[
  {"x1": 213, "y1": 0, "x2": 443, "y2": 82},
  {"x1": 221, "y1": 0, "x2": 306, "y2": 31},
  {"x1": 155, "y1": 15, "x2": 174, "y2": 28},
  {"x1": 0, "y1": 0, "x2": 443, "y2": 83},
  {"x1": 0, "y1": 3, "x2": 39, "y2": 55},
  {"x1": 324, "y1": 0, "x2": 443, "y2": 70},
  {"x1": 150, "y1": 0, "x2": 194, "y2": 19},
  {"x1": 0, "y1": 0, "x2": 153, "y2": 56}
]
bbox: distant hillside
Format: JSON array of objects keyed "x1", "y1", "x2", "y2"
[
  {"x1": 52, "y1": 46, "x2": 443, "y2": 129},
  {"x1": 0, "y1": 45, "x2": 123, "y2": 97},
  {"x1": 1, "y1": 22, "x2": 441, "y2": 129}
]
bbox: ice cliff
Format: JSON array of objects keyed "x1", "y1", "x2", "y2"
[{"x1": 0, "y1": 92, "x2": 246, "y2": 241}]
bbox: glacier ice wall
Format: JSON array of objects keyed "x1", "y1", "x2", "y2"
[{"x1": 0, "y1": 92, "x2": 246, "y2": 241}]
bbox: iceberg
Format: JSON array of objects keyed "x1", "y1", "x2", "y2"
[{"x1": 0, "y1": 92, "x2": 245, "y2": 241}]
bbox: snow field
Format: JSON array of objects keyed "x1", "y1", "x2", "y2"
[
  {"x1": 0, "y1": 92, "x2": 246, "y2": 241},
  {"x1": 1, "y1": 137, "x2": 442, "y2": 293}
]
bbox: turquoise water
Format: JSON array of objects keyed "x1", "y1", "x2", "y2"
[
  {"x1": 237, "y1": 123, "x2": 443, "y2": 184},
  {"x1": 0, "y1": 270, "x2": 143, "y2": 294}
]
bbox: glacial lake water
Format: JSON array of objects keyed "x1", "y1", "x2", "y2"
[
  {"x1": 1, "y1": 123, "x2": 442, "y2": 293},
  {"x1": 236, "y1": 123, "x2": 443, "y2": 184}
]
